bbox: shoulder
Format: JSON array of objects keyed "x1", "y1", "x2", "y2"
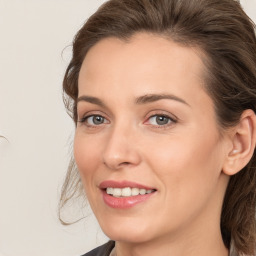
[{"x1": 81, "y1": 241, "x2": 115, "y2": 256}]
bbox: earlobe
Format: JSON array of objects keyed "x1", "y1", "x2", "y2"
[{"x1": 222, "y1": 109, "x2": 256, "y2": 176}]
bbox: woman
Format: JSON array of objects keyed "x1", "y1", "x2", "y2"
[{"x1": 59, "y1": 0, "x2": 256, "y2": 255}]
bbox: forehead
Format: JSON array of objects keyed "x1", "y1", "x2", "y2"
[{"x1": 78, "y1": 33, "x2": 207, "y2": 103}]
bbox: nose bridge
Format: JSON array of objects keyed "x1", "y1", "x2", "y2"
[{"x1": 102, "y1": 118, "x2": 141, "y2": 170}]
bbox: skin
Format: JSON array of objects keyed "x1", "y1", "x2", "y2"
[{"x1": 74, "y1": 33, "x2": 239, "y2": 256}]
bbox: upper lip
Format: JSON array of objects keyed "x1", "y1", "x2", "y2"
[{"x1": 99, "y1": 180, "x2": 156, "y2": 190}]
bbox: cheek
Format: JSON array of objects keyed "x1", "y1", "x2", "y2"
[
  {"x1": 73, "y1": 134, "x2": 102, "y2": 184},
  {"x1": 147, "y1": 131, "x2": 224, "y2": 198},
  {"x1": 146, "y1": 133, "x2": 225, "y2": 228}
]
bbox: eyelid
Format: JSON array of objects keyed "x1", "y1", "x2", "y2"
[
  {"x1": 144, "y1": 110, "x2": 178, "y2": 121},
  {"x1": 77, "y1": 109, "x2": 108, "y2": 121}
]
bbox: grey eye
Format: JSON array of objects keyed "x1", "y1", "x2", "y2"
[
  {"x1": 156, "y1": 116, "x2": 170, "y2": 125},
  {"x1": 87, "y1": 115, "x2": 106, "y2": 125},
  {"x1": 149, "y1": 115, "x2": 171, "y2": 126},
  {"x1": 94, "y1": 116, "x2": 104, "y2": 124}
]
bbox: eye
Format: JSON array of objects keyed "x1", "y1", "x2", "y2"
[
  {"x1": 79, "y1": 115, "x2": 108, "y2": 126},
  {"x1": 88, "y1": 115, "x2": 105, "y2": 125},
  {"x1": 146, "y1": 114, "x2": 177, "y2": 127}
]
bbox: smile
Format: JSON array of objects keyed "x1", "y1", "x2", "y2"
[
  {"x1": 106, "y1": 187, "x2": 155, "y2": 197},
  {"x1": 99, "y1": 180, "x2": 157, "y2": 208}
]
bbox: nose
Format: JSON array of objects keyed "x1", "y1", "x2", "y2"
[{"x1": 102, "y1": 124, "x2": 141, "y2": 170}]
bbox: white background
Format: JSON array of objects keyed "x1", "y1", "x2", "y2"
[{"x1": 0, "y1": 1, "x2": 255, "y2": 256}]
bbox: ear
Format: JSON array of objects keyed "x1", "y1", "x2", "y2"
[{"x1": 222, "y1": 109, "x2": 256, "y2": 176}]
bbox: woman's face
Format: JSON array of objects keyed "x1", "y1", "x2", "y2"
[{"x1": 75, "y1": 33, "x2": 231, "y2": 244}]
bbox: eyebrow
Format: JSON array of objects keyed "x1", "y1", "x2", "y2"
[
  {"x1": 135, "y1": 94, "x2": 190, "y2": 106},
  {"x1": 77, "y1": 93, "x2": 190, "y2": 107},
  {"x1": 77, "y1": 96, "x2": 106, "y2": 108}
]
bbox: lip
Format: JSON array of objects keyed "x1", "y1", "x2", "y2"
[{"x1": 99, "y1": 180, "x2": 156, "y2": 209}]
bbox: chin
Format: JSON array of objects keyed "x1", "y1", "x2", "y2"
[
  {"x1": 100, "y1": 220, "x2": 154, "y2": 243},
  {"x1": 106, "y1": 231, "x2": 152, "y2": 244}
]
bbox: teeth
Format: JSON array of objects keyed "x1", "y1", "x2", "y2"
[
  {"x1": 121, "y1": 187, "x2": 131, "y2": 197},
  {"x1": 106, "y1": 187, "x2": 154, "y2": 197},
  {"x1": 106, "y1": 187, "x2": 114, "y2": 195},
  {"x1": 140, "y1": 189, "x2": 146, "y2": 195},
  {"x1": 113, "y1": 188, "x2": 122, "y2": 197},
  {"x1": 131, "y1": 188, "x2": 139, "y2": 196}
]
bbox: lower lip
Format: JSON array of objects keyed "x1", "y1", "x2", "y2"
[{"x1": 102, "y1": 190, "x2": 155, "y2": 209}]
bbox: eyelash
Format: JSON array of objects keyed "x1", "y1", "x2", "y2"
[{"x1": 78, "y1": 113, "x2": 177, "y2": 129}]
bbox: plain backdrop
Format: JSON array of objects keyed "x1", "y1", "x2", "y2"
[{"x1": 0, "y1": 1, "x2": 255, "y2": 256}]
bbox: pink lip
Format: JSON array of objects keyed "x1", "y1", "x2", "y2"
[{"x1": 99, "y1": 180, "x2": 156, "y2": 209}]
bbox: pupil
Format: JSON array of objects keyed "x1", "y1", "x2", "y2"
[
  {"x1": 93, "y1": 116, "x2": 103, "y2": 124},
  {"x1": 156, "y1": 116, "x2": 168, "y2": 125}
]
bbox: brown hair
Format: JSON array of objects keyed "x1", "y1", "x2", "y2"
[{"x1": 60, "y1": 0, "x2": 256, "y2": 254}]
